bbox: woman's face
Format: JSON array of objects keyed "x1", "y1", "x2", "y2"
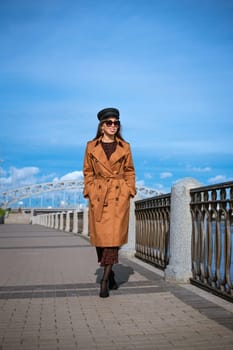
[{"x1": 101, "y1": 118, "x2": 120, "y2": 137}]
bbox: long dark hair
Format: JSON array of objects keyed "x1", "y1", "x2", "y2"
[{"x1": 93, "y1": 121, "x2": 125, "y2": 141}]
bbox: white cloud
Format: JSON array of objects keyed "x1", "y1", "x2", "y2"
[
  {"x1": 188, "y1": 166, "x2": 211, "y2": 173},
  {"x1": 40, "y1": 173, "x2": 57, "y2": 183},
  {"x1": 0, "y1": 167, "x2": 7, "y2": 177},
  {"x1": 160, "y1": 172, "x2": 173, "y2": 179},
  {"x1": 136, "y1": 180, "x2": 145, "y2": 187},
  {"x1": 144, "y1": 172, "x2": 153, "y2": 179},
  {"x1": 1, "y1": 167, "x2": 40, "y2": 187},
  {"x1": 208, "y1": 175, "x2": 227, "y2": 184},
  {"x1": 53, "y1": 171, "x2": 84, "y2": 182},
  {"x1": 154, "y1": 183, "x2": 165, "y2": 190}
]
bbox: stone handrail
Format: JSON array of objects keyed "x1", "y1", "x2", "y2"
[
  {"x1": 31, "y1": 208, "x2": 89, "y2": 237},
  {"x1": 189, "y1": 181, "x2": 233, "y2": 301},
  {"x1": 135, "y1": 193, "x2": 171, "y2": 269}
]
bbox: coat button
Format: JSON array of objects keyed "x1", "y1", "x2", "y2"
[
  {"x1": 115, "y1": 197, "x2": 119, "y2": 201},
  {"x1": 99, "y1": 185, "x2": 101, "y2": 189},
  {"x1": 116, "y1": 185, "x2": 119, "y2": 189}
]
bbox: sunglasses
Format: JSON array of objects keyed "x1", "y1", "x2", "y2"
[{"x1": 104, "y1": 120, "x2": 120, "y2": 127}]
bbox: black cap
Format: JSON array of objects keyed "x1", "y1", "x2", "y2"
[{"x1": 97, "y1": 107, "x2": 120, "y2": 121}]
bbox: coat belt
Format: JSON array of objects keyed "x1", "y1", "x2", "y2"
[
  {"x1": 95, "y1": 174, "x2": 124, "y2": 180},
  {"x1": 94, "y1": 174, "x2": 123, "y2": 221}
]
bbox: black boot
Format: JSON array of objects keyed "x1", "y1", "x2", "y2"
[
  {"x1": 109, "y1": 270, "x2": 118, "y2": 290},
  {"x1": 99, "y1": 264, "x2": 112, "y2": 298},
  {"x1": 99, "y1": 279, "x2": 109, "y2": 298}
]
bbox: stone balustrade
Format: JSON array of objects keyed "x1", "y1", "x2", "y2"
[{"x1": 31, "y1": 208, "x2": 88, "y2": 236}]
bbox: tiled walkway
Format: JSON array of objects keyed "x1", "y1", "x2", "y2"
[{"x1": 0, "y1": 224, "x2": 233, "y2": 350}]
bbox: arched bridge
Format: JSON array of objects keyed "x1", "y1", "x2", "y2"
[{"x1": 0, "y1": 180, "x2": 160, "y2": 208}]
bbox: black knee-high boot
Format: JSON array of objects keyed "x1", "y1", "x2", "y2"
[
  {"x1": 99, "y1": 264, "x2": 112, "y2": 298},
  {"x1": 109, "y1": 270, "x2": 118, "y2": 290}
]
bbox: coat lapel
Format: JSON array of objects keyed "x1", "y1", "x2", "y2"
[
  {"x1": 109, "y1": 143, "x2": 126, "y2": 165},
  {"x1": 90, "y1": 137, "x2": 127, "y2": 173},
  {"x1": 91, "y1": 141, "x2": 113, "y2": 173}
]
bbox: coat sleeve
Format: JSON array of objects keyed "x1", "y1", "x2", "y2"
[
  {"x1": 123, "y1": 144, "x2": 136, "y2": 197},
  {"x1": 83, "y1": 142, "x2": 94, "y2": 198}
]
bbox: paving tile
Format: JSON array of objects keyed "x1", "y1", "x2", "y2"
[{"x1": 0, "y1": 224, "x2": 233, "y2": 350}]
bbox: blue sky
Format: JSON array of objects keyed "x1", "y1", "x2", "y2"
[{"x1": 0, "y1": 0, "x2": 233, "y2": 197}]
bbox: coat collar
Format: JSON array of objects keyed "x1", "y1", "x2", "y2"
[
  {"x1": 91, "y1": 136, "x2": 127, "y2": 170},
  {"x1": 93, "y1": 136, "x2": 124, "y2": 148}
]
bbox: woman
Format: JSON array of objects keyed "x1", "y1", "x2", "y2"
[{"x1": 83, "y1": 107, "x2": 136, "y2": 298}]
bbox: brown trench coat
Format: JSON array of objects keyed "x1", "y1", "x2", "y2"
[{"x1": 83, "y1": 136, "x2": 136, "y2": 247}]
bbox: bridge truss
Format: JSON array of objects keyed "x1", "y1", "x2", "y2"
[{"x1": 0, "y1": 180, "x2": 160, "y2": 209}]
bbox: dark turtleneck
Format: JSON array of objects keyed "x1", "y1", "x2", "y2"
[{"x1": 101, "y1": 141, "x2": 117, "y2": 159}]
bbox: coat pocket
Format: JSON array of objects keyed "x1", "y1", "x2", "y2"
[{"x1": 120, "y1": 180, "x2": 131, "y2": 198}]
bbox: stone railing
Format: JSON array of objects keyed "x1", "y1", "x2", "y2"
[
  {"x1": 133, "y1": 178, "x2": 201, "y2": 283},
  {"x1": 135, "y1": 178, "x2": 233, "y2": 301},
  {"x1": 135, "y1": 194, "x2": 171, "y2": 269},
  {"x1": 31, "y1": 208, "x2": 89, "y2": 236},
  {"x1": 190, "y1": 181, "x2": 233, "y2": 301}
]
